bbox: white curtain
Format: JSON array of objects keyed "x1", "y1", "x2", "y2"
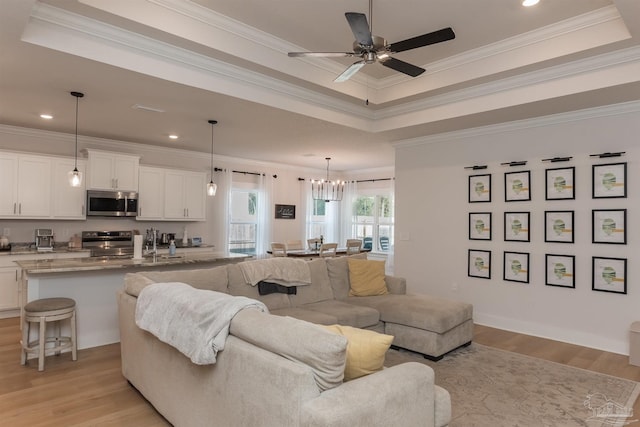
[
  {"x1": 256, "y1": 173, "x2": 274, "y2": 259},
  {"x1": 339, "y1": 180, "x2": 358, "y2": 246},
  {"x1": 220, "y1": 168, "x2": 233, "y2": 253}
]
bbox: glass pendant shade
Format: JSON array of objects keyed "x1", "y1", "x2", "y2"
[
  {"x1": 68, "y1": 168, "x2": 82, "y2": 187},
  {"x1": 207, "y1": 181, "x2": 217, "y2": 196}
]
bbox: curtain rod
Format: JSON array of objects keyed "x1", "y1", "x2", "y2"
[{"x1": 215, "y1": 167, "x2": 277, "y2": 178}]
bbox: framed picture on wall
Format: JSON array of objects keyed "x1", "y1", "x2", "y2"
[
  {"x1": 504, "y1": 211, "x2": 530, "y2": 242},
  {"x1": 503, "y1": 251, "x2": 530, "y2": 283},
  {"x1": 592, "y1": 256, "x2": 627, "y2": 294},
  {"x1": 592, "y1": 162, "x2": 626, "y2": 198},
  {"x1": 469, "y1": 212, "x2": 492, "y2": 240},
  {"x1": 545, "y1": 167, "x2": 575, "y2": 200},
  {"x1": 505, "y1": 170, "x2": 531, "y2": 202},
  {"x1": 468, "y1": 249, "x2": 491, "y2": 279},
  {"x1": 592, "y1": 209, "x2": 626, "y2": 244},
  {"x1": 545, "y1": 254, "x2": 575, "y2": 288},
  {"x1": 544, "y1": 210, "x2": 574, "y2": 243},
  {"x1": 469, "y1": 174, "x2": 491, "y2": 203}
]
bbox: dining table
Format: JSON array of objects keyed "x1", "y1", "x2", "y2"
[{"x1": 267, "y1": 248, "x2": 371, "y2": 258}]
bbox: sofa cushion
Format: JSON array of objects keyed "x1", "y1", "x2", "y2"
[
  {"x1": 355, "y1": 294, "x2": 473, "y2": 334},
  {"x1": 270, "y1": 307, "x2": 338, "y2": 325},
  {"x1": 347, "y1": 259, "x2": 388, "y2": 297},
  {"x1": 301, "y1": 300, "x2": 380, "y2": 328},
  {"x1": 227, "y1": 264, "x2": 291, "y2": 310},
  {"x1": 139, "y1": 266, "x2": 229, "y2": 293},
  {"x1": 325, "y1": 253, "x2": 367, "y2": 300},
  {"x1": 230, "y1": 309, "x2": 347, "y2": 391},
  {"x1": 289, "y1": 258, "x2": 334, "y2": 306},
  {"x1": 320, "y1": 324, "x2": 393, "y2": 381},
  {"x1": 124, "y1": 272, "x2": 156, "y2": 297}
]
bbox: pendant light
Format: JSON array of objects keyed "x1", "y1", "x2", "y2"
[
  {"x1": 207, "y1": 119, "x2": 218, "y2": 196},
  {"x1": 311, "y1": 157, "x2": 344, "y2": 202},
  {"x1": 68, "y1": 91, "x2": 84, "y2": 187}
]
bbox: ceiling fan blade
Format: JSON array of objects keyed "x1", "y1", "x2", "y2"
[
  {"x1": 334, "y1": 61, "x2": 366, "y2": 83},
  {"x1": 345, "y1": 12, "x2": 373, "y2": 47},
  {"x1": 380, "y1": 57, "x2": 425, "y2": 77},
  {"x1": 388, "y1": 27, "x2": 455, "y2": 53},
  {"x1": 288, "y1": 52, "x2": 355, "y2": 58}
]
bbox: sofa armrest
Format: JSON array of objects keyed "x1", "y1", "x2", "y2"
[
  {"x1": 434, "y1": 385, "x2": 452, "y2": 427},
  {"x1": 301, "y1": 362, "x2": 441, "y2": 427},
  {"x1": 385, "y1": 275, "x2": 406, "y2": 294}
]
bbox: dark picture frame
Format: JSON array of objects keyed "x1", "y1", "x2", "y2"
[
  {"x1": 469, "y1": 174, "x2": 491, "y2": 203},
  {"x1": 504, "y1": 211, "x2": 530, "y2": 242},
  {"x1": 468, "y1": 249, "x2": 491, "y2": 279},
  {"x1": 505, "y1": 170, "x2": 531, "y2": 202},
  {"x1": 592, "y1": 162, "x2": 626, "y2": 199},
  {"x1": 592, "y1": 256, "x2": 627, "y2": 294},
  {"x1": 592, "y1": 209, "x2": 626, "y2": 244},
  {"x1": 545, "y1": 166, "x2": 575, "y2": 200},
  {"x1": 544, "y1": 210, "x2": 574, "y2": 243},
  {"x1": 469, "y1": 212, "x2": 492, "y2": 240},
  {"x1": 503, "y1": 251, "x2": 530, "y2": 283},
  {"x1": 545, "y1": 254, "x2": 575, "y2": 288},
  {"x1": 274, "y1": 204, "x2": 296, "y2": 219}
]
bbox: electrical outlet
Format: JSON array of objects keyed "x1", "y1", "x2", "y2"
[
  {"x1": 451, "y1": 282, "x2": 458, "y2": 292},
  {"x1": 2, "y1": 228, "x2": 9, "y2": 236}
]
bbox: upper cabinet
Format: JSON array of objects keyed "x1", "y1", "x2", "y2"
[
  {"x1": 137, "y1": 167, "x2": 206, "y2": 222},
  {"x1": 87, "y1": 149, "x2": 139, "y2": 191},
  {"x1": 52, "y1": 157, "x2": 87, "y2": 219},
  {"x1": 0, "y1": 152, "x2": 51, "y2": 218}
]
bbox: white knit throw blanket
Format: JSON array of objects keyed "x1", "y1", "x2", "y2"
[
  {"x1": 239, "y1": 258, "x2": 312, "y2": 287},
  {"x1": 135, "y1": 282, "x2": 268, "y2": 365}
]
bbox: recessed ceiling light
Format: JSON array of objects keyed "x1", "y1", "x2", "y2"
[
  {"x1": 40, "y1": 114, "x2": 53, "y2": 119},
  {"x1": 522, "y1": 0, "x2": 539, "y2": 6},
  {"x1": 169, "y1": 134, "x2": 179, "y2": 140}
]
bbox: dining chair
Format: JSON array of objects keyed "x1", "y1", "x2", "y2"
[
  {"x1": 362, "y1": 237, "x2": 373, "y2": 251},
  {"x1": 346, "y1": 239, "x2": 362, "y2": 254},
  {"x1": 307, "y1": 238, "x2": 321, "y2": 251},
  {"x1": 270, "y1": 242, "x2": 287, "y2": 257},
  {"x1": 379, "y1": 236, "x2": 390, "y2": 251},
  {"x1": 286, "y1": 240, "x2": 303, "y2": 250},
  {"x1": 319, "y1": 243, "x2": 338, "y2": 258}
]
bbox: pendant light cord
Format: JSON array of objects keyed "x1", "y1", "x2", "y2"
[{"x1": 70, "y1": 91, "x2": 84, "y2": 169}]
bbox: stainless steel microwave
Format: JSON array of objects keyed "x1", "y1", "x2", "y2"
[{"x1": 86, "y1": 190, "x2": 138, "y2": 217}]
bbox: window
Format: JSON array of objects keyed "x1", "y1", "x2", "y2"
[
  {"x1": 229, "y1": 189, "x2": 258, "y2": 255},
  {"x1": 353, "y1": 194, "x2": 394, "y2": 251},
  {"x1": 308, "y1": 199, "x2": 327, "y2": 240}
]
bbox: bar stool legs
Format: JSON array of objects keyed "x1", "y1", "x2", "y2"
[{"x1": 21, "y1": 297, "x2": 78, "y2": 371}]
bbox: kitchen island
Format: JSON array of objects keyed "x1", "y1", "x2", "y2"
[{"x1": 16, "y1": 252, "x2": 250, "y2": 350}]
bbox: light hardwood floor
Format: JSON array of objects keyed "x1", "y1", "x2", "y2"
[{"x1": 1, "y1": 316, "x2": 639, "y2": 426}]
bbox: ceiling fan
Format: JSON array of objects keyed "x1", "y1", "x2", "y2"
[{"x1": 288, "y1": 0, "x2": 455, "y2": 82}]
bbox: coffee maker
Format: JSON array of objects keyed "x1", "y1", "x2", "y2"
[{"x1": 35, "y1": 228, "x2": 54, "y2": 252}]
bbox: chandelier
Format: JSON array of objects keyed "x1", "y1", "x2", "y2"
[{"x1": 311, "y1": 157, "x2": 344, "y2": 202}]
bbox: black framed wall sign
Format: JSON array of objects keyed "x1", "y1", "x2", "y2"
[
  {"x1": 504, "y1": 211, "x2": 530, "y2": 242},
  {"x1": 592, "y1": 209, "x2": 626, "y2": 244},
  {"x1": 469, "y1": 212, "x2": 492, "y2": 240},
  {"x1": 592, "y1": 256, "x2": 627, "y2": 294},
  {"x1": 505, "y1": 170, "x2": 531, "y2": 202},
  {"x1": 275, "y1": 204, "x2": 296, "y2": 219},
  {"x1": 468, "y1": 249, "x2": 491, "y2": 279},
  {"x1": 545, "y1": 254, "x2": 575, "y2": 288},
  {"x1": 503, "y1": 251, "x2": 530, "y2": 283},
  {"x1": 544, "y1": 210, "x2": 574, "y2": 243},
  {"x1": 592, "y1": 162, "x2": 626, "y2": 198}
]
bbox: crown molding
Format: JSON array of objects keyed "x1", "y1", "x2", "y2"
[{"x1": 393, "y1": 100, "x2": 640, "y2": 148}]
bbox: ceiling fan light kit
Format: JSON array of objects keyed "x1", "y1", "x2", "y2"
[{"x1": 288, "y1": 1, "x2": 455, "y2": 83}]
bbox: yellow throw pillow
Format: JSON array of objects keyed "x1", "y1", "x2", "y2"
[
  {"x1": 348, "y1": 258, "x2": 388, "y2": 296},
  {"x1": 320, "y1": 324, "x2": 394, "y2": 381}
]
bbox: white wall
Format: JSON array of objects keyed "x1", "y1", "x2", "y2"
[{"x1": 394, "y1": 102, "x2": 640, "y2": 355}]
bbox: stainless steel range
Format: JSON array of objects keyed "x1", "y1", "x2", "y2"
[{"x1": 82, "y1": 230, "x2": 134, "y2": 258}]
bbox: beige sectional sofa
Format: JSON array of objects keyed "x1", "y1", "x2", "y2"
[{"x1": 118, "y1": 254, "x2": 473, "y2": 426}]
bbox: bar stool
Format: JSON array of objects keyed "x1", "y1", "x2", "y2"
[{"x1": 21, "y1": 297, "x2": 78, "y2": 371}]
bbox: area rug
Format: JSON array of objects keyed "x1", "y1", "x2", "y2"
[{"x1": 385, "y1": 344, "x2": 640, "y2": 427}]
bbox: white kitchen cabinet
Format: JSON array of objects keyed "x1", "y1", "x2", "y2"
[
  {"x1": 87, "y1": 149, "x2": 140, "y2": 191},
  {"x1": 0, "y1": 266, "x2": 19, "y2": 312},
  {"x1": 163, "y1": 170, "x2": 206, "y2": 221},
  {"x1": 52, "y1": 158, "x2": 87, "y2": 219},
  {"x1": 137, "y1": 166, "x2": 165, "y2": 220},
  {"x1": 0, "y1": 152, "x2": 51, "y2": 218}
]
